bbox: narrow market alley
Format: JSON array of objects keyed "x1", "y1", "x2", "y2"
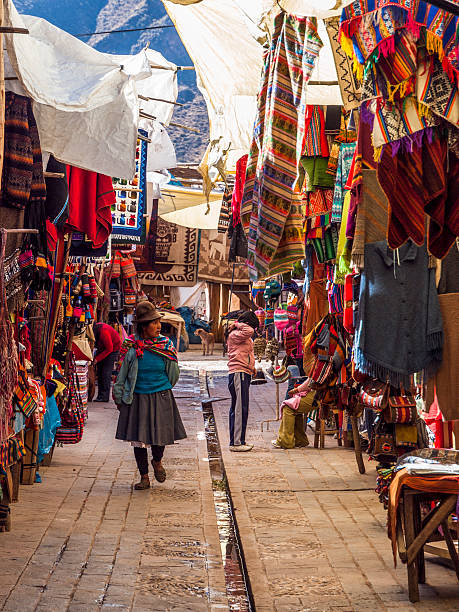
[{"x1": 0, "y1": 363, "x2": 459, "y2": 612}]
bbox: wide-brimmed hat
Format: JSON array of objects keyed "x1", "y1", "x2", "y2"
[{"x1": 135, "y1": 301, "x2": 163, "y2": 324}]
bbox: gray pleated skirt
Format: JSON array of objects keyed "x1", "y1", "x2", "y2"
[{"x1": 115, "y1": 390, "x2": 187, "y2": 446}]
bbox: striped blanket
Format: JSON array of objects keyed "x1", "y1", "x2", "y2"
[
  {"x1": 351, "y1": 170, "x2": 389, "y2": 268},
  {"x1": 241, "y1": 13, "x2": 322, "y2": 279}
]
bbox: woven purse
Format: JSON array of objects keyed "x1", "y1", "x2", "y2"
[
  {"x1": 358, "y1": 379, "x2": 389, "y2": 411},
  {"x1": 385, "y1": 393, "x2": 417, "y2": 424}
]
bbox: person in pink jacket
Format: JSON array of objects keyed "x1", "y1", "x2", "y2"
[{"x1": 226, "y1": 311, "x2": 259, "y2": 452}]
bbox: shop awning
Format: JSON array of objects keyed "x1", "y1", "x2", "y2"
[{"x1": 4, "y1": 0, "x2": 178, "y2": 179}]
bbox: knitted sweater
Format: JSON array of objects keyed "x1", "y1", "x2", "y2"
[{"x1": 354, "y1": 240, "x2": 443, "y2": 385}]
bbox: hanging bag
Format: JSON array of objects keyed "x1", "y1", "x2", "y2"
[
  {"x1": 358, "y1": 379, "x2": 389, "y2": 411},
  {"x1": 120, "y1": 253, "x2": 137, "y2": 279},
  {"x1": 385, "y1": 389, "x2": 417, "y2": 423},
  {"x1": 123, "y1": 279, "x2": 136, "y2": 307}
]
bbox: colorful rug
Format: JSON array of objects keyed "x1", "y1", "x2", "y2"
[{"x1": 135, "y1": 199, "x2": 199, "y2": 287}]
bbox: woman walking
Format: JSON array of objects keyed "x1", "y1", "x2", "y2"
[
  {"x1": 226, "y1": 311, "x2": 259, "y2": 452},
  {"x1": 114, "y1": 301, "x2": 187, "y2": 490}
]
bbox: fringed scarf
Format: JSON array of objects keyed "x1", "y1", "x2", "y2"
[{"x1": 119, "y1": 334, "x2": 178, "y2": 366}]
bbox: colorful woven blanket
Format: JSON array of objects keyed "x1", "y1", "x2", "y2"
[
  {"x1": 1, "y1": 92, "x2": 46, "y2": 210},
  {"x1": 241, "y1": 13, "x2": 322, "y2": 279},
  {"x1": 417, "y1": 48, "x2": 459, "y2": 127},
  {"x1": 351, "y1": 170, "x2": 389, "y2": 268},
  {"x1": 377, "y1": 128, "x2": 459, "y2": 259},
  {"x1": 119, "y1": 334, "x2": 178, "y2": 364},
  {"x1": 339, "y1": 0, "x2": 459, "y2": 83},
  {"x1": 331, "y1": 143, "x2": 356, "y2": 222}
]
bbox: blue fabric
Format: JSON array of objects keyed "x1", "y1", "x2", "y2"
[
  {"x1": 134, "y1": 350, "x2": 172, "y2": 394},
  {"x1": 37, "y1": 395, "x2": 61, "y2": 463}
]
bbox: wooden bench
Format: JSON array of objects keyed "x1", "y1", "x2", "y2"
[{"x1": 397, "y1": 487, "x2": 459, "y2": 602}]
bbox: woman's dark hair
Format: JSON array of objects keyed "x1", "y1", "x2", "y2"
[
  {"x1": 237, "y1": 310, "x2": 259, "y2": 330},
  {"x1": 137, "y1": 321, "x2": 150, "y2": 337}
]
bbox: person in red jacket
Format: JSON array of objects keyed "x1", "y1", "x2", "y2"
[
  {"x1": 93, "y1": 322, "x2": 121, "y2": 402},
  {"x1": 226, "y1": 311, "x2": 259, "y2": 452}
]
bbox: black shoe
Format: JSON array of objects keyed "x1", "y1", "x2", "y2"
[{"x1": 94, "y1": 397, "x2": 109, "y2": 403}]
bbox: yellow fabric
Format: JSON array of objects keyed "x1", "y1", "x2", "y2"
[{"x1": 276, "y1": 405, "x2": 310, "y2": 449}]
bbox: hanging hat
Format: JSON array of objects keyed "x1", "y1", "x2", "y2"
[
  {"x1": 252, "y1": 280, "x2": 266, "y2": 298},
  {"x1": 264, "y1": 279, "x2": 281, "y2": 301},
  {"x1": 255, "y1": 308, "x2": 266, "y2": 327},
  {"x1": 274, "y1": 308, "x2": 289, "y2": 331},
  {"x1": 287, "y1": 304, "x2": 299, "y2": 322},
  {"x1": 135, "y1": 301, "x2": 163, "y2": 323},
  {"x1": 251, "y1": 368, "x2": 267, "y2": 385},
  {"x1": 265, "y1": 308, "x2": 274, "y2": 325},
  {"x1": 253, "y1": 337, "x2": 267, "y2": 362},
  {"x1": 265, "y1": 338, "x2": 279, "y2": 361},
  {"x1": 272, "y1": 364, "x2": 291, "y2": 384}
]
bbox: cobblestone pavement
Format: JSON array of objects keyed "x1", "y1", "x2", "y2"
[
  {"x1": 2, "y1": 360, "x2": 459, "y2": 612},
  {"x1": 0, "y1": 372, "x2": 228, "y2": 612},
  {"x1": 210, "y1": 375, "x2": 459, "y2": 612}
]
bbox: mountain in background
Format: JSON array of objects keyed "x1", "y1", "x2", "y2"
[{"x1": 15, "y1": 0, "x2": 209, "y2": 163}]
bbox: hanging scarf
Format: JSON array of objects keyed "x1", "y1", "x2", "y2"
[{"x1": 119, "y1": 334, "x2": 178, "y2": 365}]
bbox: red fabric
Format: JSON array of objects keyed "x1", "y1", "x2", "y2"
[
  {"x1": 231, "y1": 154, "x2": 248, "y2": 225},
  {"x1": 65, "y1": 166, "x2": 114, "y2": 248},
  {"x1": 95, "y1": 324, "x2": 121, "y2": 363}
]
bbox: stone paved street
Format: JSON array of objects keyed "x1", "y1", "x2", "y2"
[
  {"x1": 211, "y1": 374, "x2": 459, "y2": 612},
  {"x1": 0, "y1": 360, "x2": 458, "y2": 611},
  {"x1": 0, "y1": 371, "x2": 227, "y2": 612}
]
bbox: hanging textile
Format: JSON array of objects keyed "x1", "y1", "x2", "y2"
[
  {"x1": 0, "y1": 230, "x2": 19, "y2": 444},
  {"x1": 231, "y1": 154, "x2": 248, "y2": 226},
  {"x1": 331, "y1": 142, "x2": 356, "y2": 222},
  {"x1": 377, "y1": 128, "x2": 459, "y2": 259},
  {"x1": 218, "y1": 184, "x2": 232, "y2": 233},
  {"x1": 351, "y1": 170, "x2": 389, "y2": 268},
  {"x1": 0, "y1": 92, "x2": 46, "y2": 211},
  {"x1": 66, "y1": 166, "x2": 115, "y2": 249},
  {"x1": 417, "y1": 49, "x2": 459, "y2": 127},
  {"x1": 241, "y1": 13, "x2": 322, "y2": 279},
  {"x1": 339, "y1": 1, "x2": 459, "y2": 83}
]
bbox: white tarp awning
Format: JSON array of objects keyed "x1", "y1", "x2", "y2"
[
  {"x1": 159, "y1": 185, "x2": 222, "y2": 215},
  {"x1": 4, "y1": 0, "x2": 178, "y2": 179},
  {"x1": 160, "y1": 197, "x2": 222, "y2": 229},
  {"x1": 163, "y1": 0, "x2": 346, "y2": 186}
]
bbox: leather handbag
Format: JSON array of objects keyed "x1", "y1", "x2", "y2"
[{"x1": 358, "y1": 379, "x2": 389, "y2": 411}]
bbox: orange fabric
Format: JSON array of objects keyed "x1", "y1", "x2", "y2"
[
  {"x1": 388, "y1": 468, "x2": 459, "y2": 565},
  {"x1": 302, "y1": 280, "x2": 329, "y2": 373}
]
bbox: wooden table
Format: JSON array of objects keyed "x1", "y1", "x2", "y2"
[{"x1": 398, "y1": 487, "x2": 459, "y2": 602}]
